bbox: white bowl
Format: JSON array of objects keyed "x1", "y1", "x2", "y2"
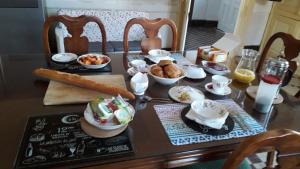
[
  {"x1": 148, "y1": 64, "x2": 185, "y2": 85},
  {"x1": 77, "y1": 53, "x2": 111, "y2": 69},
  {"x1": 148, "y1": 49, "x2": 171, "y2": 57}
]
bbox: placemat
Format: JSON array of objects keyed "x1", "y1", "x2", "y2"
[
  {"x1": 154, "y1": 99, "x2": 266, "y2": 146},
  {"x1": 14, "y1": 112, "x2": 133, "y2": 169},
  {"x1": 49, "y1": 60, "x2": 112, "y2": 73}
]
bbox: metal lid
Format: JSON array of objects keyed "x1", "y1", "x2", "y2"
[{"x1": 267, "y1": 57, "x2": 289, "y2": 69}]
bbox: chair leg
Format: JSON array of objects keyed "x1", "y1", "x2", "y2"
[{"x1": 265, "y1": 151, "x2": 275, "y2": 169}]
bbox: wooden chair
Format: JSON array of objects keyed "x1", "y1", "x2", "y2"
[
  {"x1": 256, "y1": 32, "x2": 300, "y2": 86},
  {"x1": 123, "y1": 17, "x2": 177, "y2": 54},
  {"x1": 43, "y1": 15, "x2": 107, "y2": 62},
  {"x1": 176, "y1": 129, "x2": 300, "y2": 169}
]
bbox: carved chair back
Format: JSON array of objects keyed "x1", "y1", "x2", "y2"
[
  {"x1": 257, "y1": 32, "x2": 300, "y2": 86},
  {"x1": 223, "y1": 129, "x2": 300, "y2": 169},
  {"x1": 43, "y1": 15, "x2": 107, "y2": 62},
  {"x1": 123, "y1": 17, "x2": 177, "y2": 53}
]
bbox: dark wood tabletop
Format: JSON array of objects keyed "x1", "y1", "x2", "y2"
[{"x1": 0, "y1": 52, "x2": 299, "y2": 169}]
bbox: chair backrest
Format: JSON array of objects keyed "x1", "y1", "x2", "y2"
[
  {"x1": 57, "y1": 9, "x2": 149, "y2": 42},
  {"x1": 223, "y1": 129, "x2": 300, "y2": 169},
  {"x1": 123, "y1": 17, "x2": 177, "y2": 53},
  {"x1": 43, "y1": 15, "x2": 107, "y2": 57},
  {"x1": 257, "y1": 32, "x2": 300, "y2": 76}
]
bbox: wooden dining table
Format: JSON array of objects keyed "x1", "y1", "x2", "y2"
[{"x1": 0, "y1": 52, "x2": 299, "y2": 169}]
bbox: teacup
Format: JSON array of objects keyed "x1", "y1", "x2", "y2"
[
  {"x1": 129, "y1": 60, "x2": 146, "y2": 71},
  {"x1": 130, "y1": 72, "x2": 149, "y2": 95},
  {"x1": 212, "y1": 75, "x2": 232, "y2": 94}
]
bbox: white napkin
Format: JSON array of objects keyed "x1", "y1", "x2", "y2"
[{"x1": 186, "y1": 110, "x2": 228, "y2": 129}]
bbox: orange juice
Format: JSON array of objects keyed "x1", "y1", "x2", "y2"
[{"x1": 233, "y1": 69, "x2": 255, "y2": 83}]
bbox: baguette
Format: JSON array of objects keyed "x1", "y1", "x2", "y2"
[{"x1": 33, "y1": 68, "x2": 135, "y2": 100}]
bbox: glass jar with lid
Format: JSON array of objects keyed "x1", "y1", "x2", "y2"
[
  {"x1": 254, "y1": 57, "x2": 289, "y2": 113},
  {"x1": 233, "y1": 49, "x2": 259, "y2": 84}
]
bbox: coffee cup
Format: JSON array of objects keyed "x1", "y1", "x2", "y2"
[
  {"x1": 212, "y1": 75, "x2": 232, "y2": 94},
  {"x1": 130, "y1": 72, "x2": 148, "y2": 95}
]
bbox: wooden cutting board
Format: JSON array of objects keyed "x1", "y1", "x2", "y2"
[{"x1": 43, "y1": 75, "x2": 127, "y2": 105}]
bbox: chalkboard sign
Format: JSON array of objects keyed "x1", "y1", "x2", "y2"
[{"x1": 14, "y1": 112, "x2": 133, "y2": 169}]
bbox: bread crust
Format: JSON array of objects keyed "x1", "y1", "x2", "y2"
[
  {"x1": 150, "y1": 65, "x2": 164, "y2": 77},
  {"x1": 163, "y1": 64, "x2": 182, "y2": 78},
  {"x1": 158, "y1": 60, "x2": 173, "y2": 67},
  {"x1": 33, "y1": 68, "x2": 135, "y2": 100}
]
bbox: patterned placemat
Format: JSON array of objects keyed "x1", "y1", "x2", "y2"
[{"x1": 154, "y1": 99, "x2": 266, "y2": 146}]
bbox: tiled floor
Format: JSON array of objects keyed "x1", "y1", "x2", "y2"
[
  {"x1": 246, "y1": 153, "x2": 268, "y2": 169},
  {"x1": 282, "y1": 74, "x2": 300, "y2": 96},
  {"x1": 184, "y1": 26, "x2": 224, "y2": 50}
]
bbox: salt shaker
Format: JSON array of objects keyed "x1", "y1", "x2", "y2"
[{"x1": 254, "y1": 57, "x2": 289, "y2": 113}]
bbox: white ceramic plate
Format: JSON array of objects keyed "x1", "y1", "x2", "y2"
[
  {"x1": 168, "y1": 86, "x2": 204, "y2": 104},
  {"x1": 145, "y1": 55, "x2": 175, "y2": 64},
  {"x1": 77, "y1": 53, "x2": 111, "y2": 69},
  {"x1": 51, "y1": 53, "x2": 78, "y2": 63},
  {"x1": 84, "y1": 103, "x2": 135, "y2": 131},
  {"x1": 205, "y1": 82, "x2": 231, "y2": 96},
  {"x1": 148, "y1": 49, "x2": 171, "y2": 57},
  {"x1": 202, "y1": 61, "x2": 230, "y2": 75}
]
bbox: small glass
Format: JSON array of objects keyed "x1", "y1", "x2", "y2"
[
  {"x1": 254, "y1": 57, "x2": 289, "y2": 113},
  {"x1": 233, "y1": 49, "x2": 259, "y2": 84}
]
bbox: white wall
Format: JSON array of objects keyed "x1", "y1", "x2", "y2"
[
  {"x1": 244, "y1": 0, "x2": 273, "y2": 46},
  {"x1": 192, "y1": 0, "x2": 220, "y2": 21},
  {"x1": 43, "y1": 0, "x2": 181, "y2": 48}
]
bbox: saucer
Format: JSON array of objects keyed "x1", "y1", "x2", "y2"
[
  {"x1": 246, "y1": 86, "x2": 283, "y2": 104},
  {"x1": 205, "y1": 82, "x2": 231, "y2": 96},
  {"x1": 127, "y1": 66, "x2": 149, "y2": 76},
  {"x1": 51, "y1": 53, "x2": 77, "y2": 63}
]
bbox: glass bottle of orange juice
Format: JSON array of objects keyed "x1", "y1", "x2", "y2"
[{"x1": 233, "y1": 49, "x2": 258, "y2": 84}]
